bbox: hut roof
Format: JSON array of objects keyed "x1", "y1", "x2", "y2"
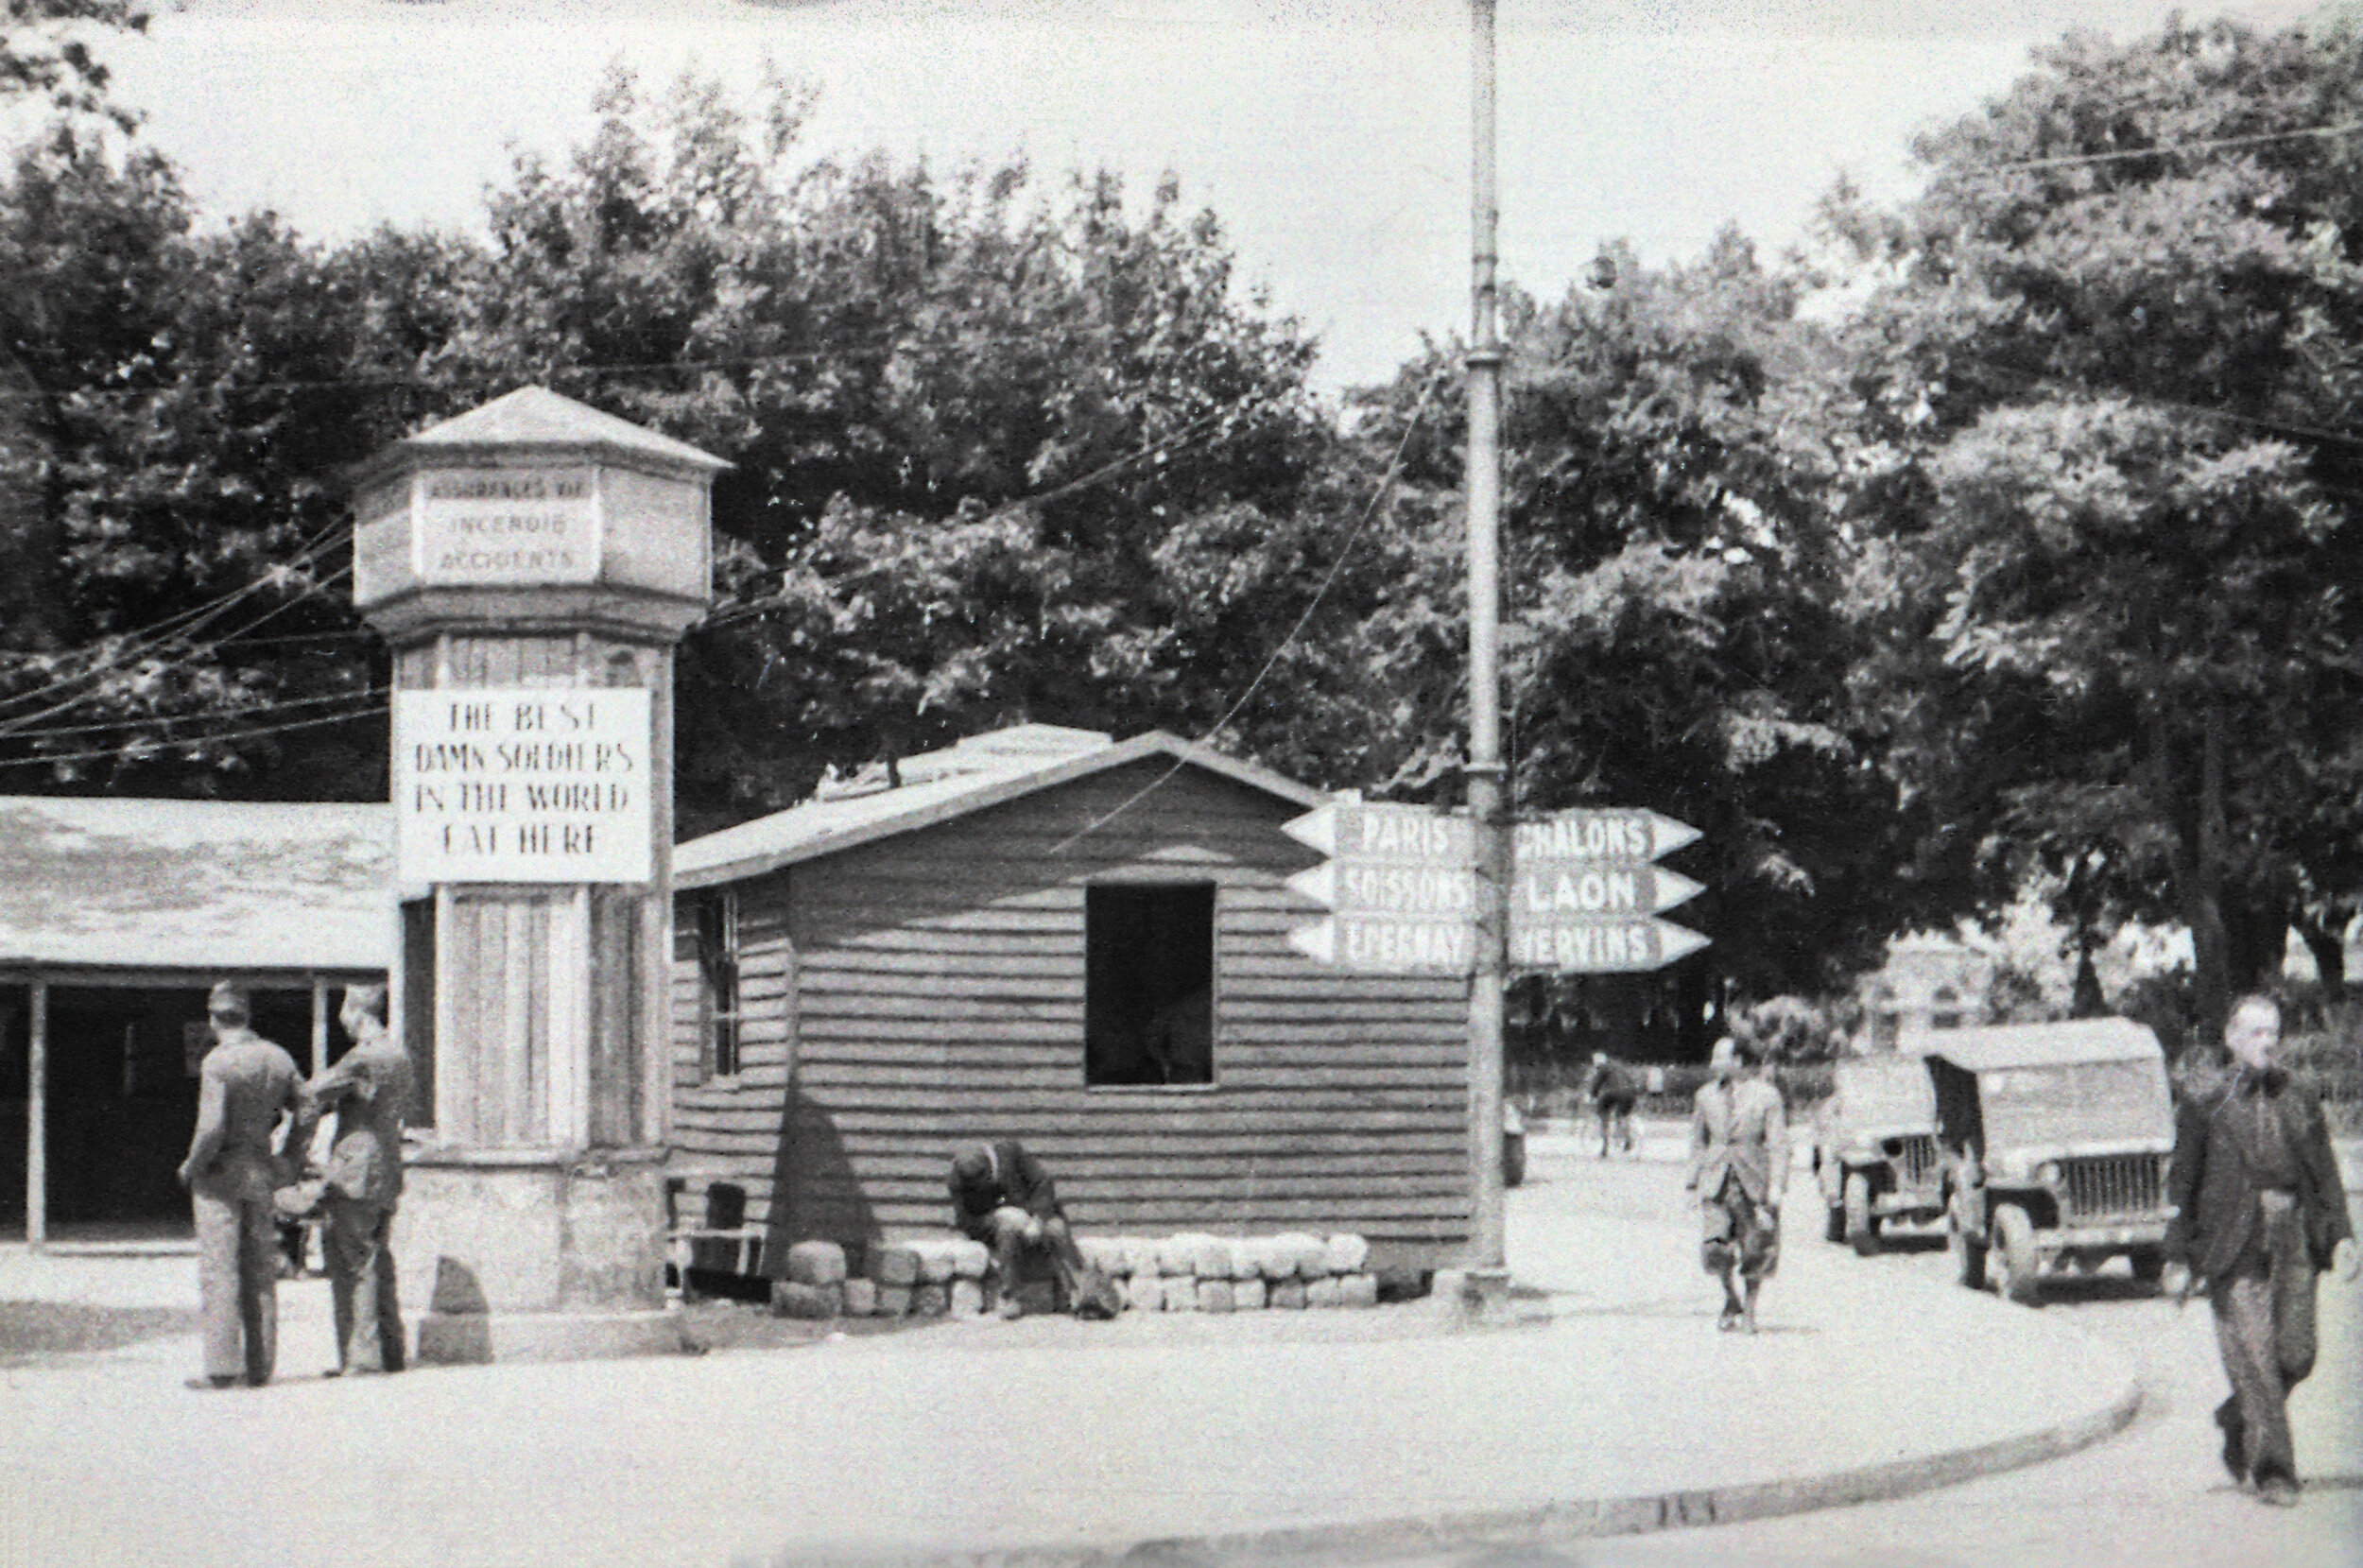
[
  {"x1": 0, "y1": 796, "x2": 394, "y2": 974},
  {"x1": 676, "y1": 726, "x2": 1327, "y2": 890}
]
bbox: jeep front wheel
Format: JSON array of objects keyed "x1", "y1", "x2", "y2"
[
  {"x1": 1992, "y1": 1203, "x2": 2043, "y2": 1306},
  {"x1": 1948, "y1": 1194, "x2": 1987, "y2": 1290},
  {"x1": 1844, "y1": 1172, "x2": 1879, "y2": 1258}
]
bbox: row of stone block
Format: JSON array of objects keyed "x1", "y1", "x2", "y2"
[
  {"x1": 1074, "y1": 1232, "x2": 1370, "y2": 1281},
  {"x1": 1122, "y1": 1272, "x2": 1380, "y2": 1312},
  {"x1": 772, "y1": 1270, "x2": 1386, "y2": 1319},
  {"x1": 779, "y1": 1232, "x2": 1374, "y2": 1293}
]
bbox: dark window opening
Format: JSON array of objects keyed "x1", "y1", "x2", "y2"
[
  {"x1": 1086, "y1": 884, "x2": 1215, "y2": 1086},
  {"x1": 695, "y1": 890, "x2": 743, "y2": 1080}
]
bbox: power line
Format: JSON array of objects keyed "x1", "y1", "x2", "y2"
[
  {"x1": 1955, "y1": 118, "x2": 2363, "y2": 176},
  {"x1": 1045, "y1": 367, "x2": 1448, "y2": 858},
  {"x1": 0, "y1": 701, "x2": 389, "y2": 772},
  {"x1": 699, "y1": 388, "x2": 1281, "y2": 634},
  {"x1": 2, "y1": 684, "x2": 390, "y2": 743},
  {"x1": 1949, "y1": 355, "x2": 2363, "y2": 457},
  {"x1": 0, "y1": 518, "x2": 354, "y2": 721},
  {"x1": 0, "y1": 556, "x2": 355, "y2": 737},
  {"x1": 0, "y1": 322, "x2": 1316, "y2": 406}
]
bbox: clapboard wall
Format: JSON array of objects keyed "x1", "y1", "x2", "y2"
[{"x1": 670, "y1": 761, "x2": 1473, "y2": 1270}]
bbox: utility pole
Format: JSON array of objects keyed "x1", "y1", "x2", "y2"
[{"x1": 1464, "y1": 0, "x2": 1509, "y2": 1291}]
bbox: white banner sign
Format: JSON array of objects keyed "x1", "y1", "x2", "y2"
[
  {"x1": 394, "y1": 687, "x2": 652, "y2": 883},
  {"x1": 413, "y1": 468, "x2": 600, "y2": 585}
]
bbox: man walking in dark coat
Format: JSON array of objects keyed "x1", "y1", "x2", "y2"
[
  {"x1": 2164, "y1": 993, "x2": 2358, "y2": 1507},
  {"x1": 176, "y1": 982, "x2": 302, "y2": 1389},
  {"x1": 290, "y1": 984, "x2": 414, "y2": 1376},
  {"x1": 949, "y1": 1139, "x2": 1088, "y2": 1318}
]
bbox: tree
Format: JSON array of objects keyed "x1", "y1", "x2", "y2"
[
  {"x1": 2, "y1": 1, "x2": 144, "y2": 130},
  {"x1": 1339, "y1": 233, "x2": 1919, "y2": 1059},
  {"x1": 1828, "y1": 17, "x2": 2363, "y2": 1029},
  {"x1": 386, "y1": 69, "x2": 1338, "y2": 832},
  {"x1": 0, "y1": 130, "x2": 384, "y2": 796}
]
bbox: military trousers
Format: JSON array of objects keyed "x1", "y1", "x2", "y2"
[
  {"x1": 193, "y1": 1189, "x2": 278, "y2": 1386},
  {"x1": 322, "y1": 1194, "x2": 405, "y2": 1374},
  {"x1": 2208, "y1": 1189, "x2": 2319, "y2": 1487}
]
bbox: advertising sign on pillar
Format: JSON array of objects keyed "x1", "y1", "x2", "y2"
[
  {"x1": 392, "y1": 687, "x2": 654, "y2": 883},
  {"x1": 412, "y1": 467, "x2": 601, "y2": 585},
  {"x1": 1281, "y1": 801, "x2": 1477, "y2": 975}
]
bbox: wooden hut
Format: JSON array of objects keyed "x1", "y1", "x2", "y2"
[
  {"x1": 669, "y1": 726, "x2": 1472, "y2": 1271},
  {"x1": 0, "y1": 797, "x2": 393, "y2": 1243}
]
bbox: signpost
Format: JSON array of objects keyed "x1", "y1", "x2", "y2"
[
  {"x1": 1283, "y1": 801, "x2": 1479, "y2": 975},
  {"x1": 1285, "y1": 800, "x2": 1709, "y2": 980}
]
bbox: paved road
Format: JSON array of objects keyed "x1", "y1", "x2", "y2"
[{"x1": 1392, "y1": 1145, "x2": 2363, "y2": 1568}]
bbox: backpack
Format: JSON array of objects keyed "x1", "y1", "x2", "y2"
[{"x1": 1071, "y1": 1266, "x2": 1124, "y2": 1320}]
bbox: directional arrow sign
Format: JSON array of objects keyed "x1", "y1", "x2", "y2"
[
  {"x1": 1512, "y1": 809, "x2": 1700, "y2": 864},
  {"x1": 1507, "y1": 918, "x2": 1711, "y2": 974},
  {"x1": 1284, "y1": 801, "x2": 1473, "y2": 865},
  {"x1": 1508, "y1": 863, "x2": 1702, "y2": 921},
  {"x1": 1287, "y1": 915, "x2": 1477, "y2": 975},
  {"x1": 1287, "y1": 859, "x2": 1477, "y2": 919}
]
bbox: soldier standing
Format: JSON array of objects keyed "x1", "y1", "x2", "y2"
[
  {"x1": 2163, "y1": 993, "x2": 2358, "y2": 1506},
  {"x1": 1685, "y1": 1036, "x2": 1787, "y2": 1334},
  {"x1": 175, "y1": 982, "x2": 302, "y2": 1389},
  {"x1": 291, "y1": 984, "x2": 414, "y2": 1376}
]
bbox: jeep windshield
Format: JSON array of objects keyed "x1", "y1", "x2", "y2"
[
  {"x1": 1975, "y1": 1060, "x2": 2173, "y2": 1153},
  {"x1": 1832, "y1": 1060, "x2": 1933, "y2": 1131}
]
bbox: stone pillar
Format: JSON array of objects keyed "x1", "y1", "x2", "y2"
[{"x1": 349, "y1": 387, "x2": 725, "y2": 1363}]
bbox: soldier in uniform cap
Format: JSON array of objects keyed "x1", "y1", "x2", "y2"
[
  {"x1": 290, "y1": 983, "x2": 415, "y2": 1375},
  {"x1": 176, "y1": 982, "x2": 303, "y2": 1388},
  {"x1": 1685, "y1": 1035, "x2": 1788, "y2": 1334}
]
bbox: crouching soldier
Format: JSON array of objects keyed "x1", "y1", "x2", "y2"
[{"x1": 948, "y1": 1139, "x2": 1088, "y2": 1319}]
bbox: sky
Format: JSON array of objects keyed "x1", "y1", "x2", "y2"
[{"x1": 28, "y1": 0, "x2": 2332, "y2": 392}]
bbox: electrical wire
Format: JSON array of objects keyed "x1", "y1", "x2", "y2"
[
  {"x1": 1954, "y1": 119, "x2": 2363, "y2": 176},
  {"x1": 0, "y1": 701, "x2": 390, "y2": 771},
  {"x1": 2, "y1": 683, "x2": 390, "y2": 742},
  {"x1": 0, "y1": 517, "x2": 354, "y2": 721},
  {"x1": 0, "y1": 557, "x2": 354, "y2": 737},
  {"x1": 699, "y1": 387, "x2": 1280, "y2": 633},
  {"x1": 1044, "y1": 367, "x2": 1448, "y2": 857}
]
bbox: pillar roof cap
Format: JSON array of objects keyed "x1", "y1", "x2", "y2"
[{"x1": 347, "y1": 387, "x2": 730, "y2": 488}]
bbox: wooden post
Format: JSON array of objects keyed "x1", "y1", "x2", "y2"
[
  {"x1": 1464, "y1": 0, "x2": 1509, "y2": 1281},
  {"x1": 310, "y1": 978, "x2": 330, "y2": 1077},
  {"x1": 26, "y1": 979, "x2": 45, "y2": 1249}
]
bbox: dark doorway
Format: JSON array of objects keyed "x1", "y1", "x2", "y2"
[
  {"x1": 36, "y1": 985, "x2": 313, "y2": 1234},
  {"x1": 1084, "y1": 884, "x2": 1216, "y2": 1086}
]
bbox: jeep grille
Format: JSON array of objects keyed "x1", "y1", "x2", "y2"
[
  {"x1": 2062, "y1": 1153, "x2": 2164, "y2": 1218},
  {"x1": 1893, "y1": 1134, "x2": 1940, "y2": 1190}
]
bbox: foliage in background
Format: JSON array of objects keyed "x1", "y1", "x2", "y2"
[
  {"x1": 0, "y1": 20, "x2": 2360, "y2": 1041},
  {"x1": 1829, "y1": 18, "x2": 2363, "y2": 1035}
]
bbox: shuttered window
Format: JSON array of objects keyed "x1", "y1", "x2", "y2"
[
  {"x1": 1085, "y1": 883, "x2": 1215, "y2": 1086},
  {"x1": 694, "y1": 890, "x2": 743, "y2": 1081}
]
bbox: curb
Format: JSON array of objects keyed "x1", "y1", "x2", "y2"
[{"x1": 757, "y1": 1366, "x2": 2146, "y2": 1568}]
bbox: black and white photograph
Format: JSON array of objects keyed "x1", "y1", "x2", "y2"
[{"x1": 0, "y1": 2, "x2": 2357, "y2": 1565}]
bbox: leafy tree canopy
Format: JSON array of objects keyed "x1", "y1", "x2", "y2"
[{"x1": 1829, "y1": 16, "x2": 2363, "y2": 1026}]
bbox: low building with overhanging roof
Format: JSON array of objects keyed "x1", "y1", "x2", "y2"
[
  {"x1": 0, "y1": 796, "x2": 393, "y2": 1243},
  {"x1": 669, "y1": 724, "x2": 1474, "y2": 1275}
]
